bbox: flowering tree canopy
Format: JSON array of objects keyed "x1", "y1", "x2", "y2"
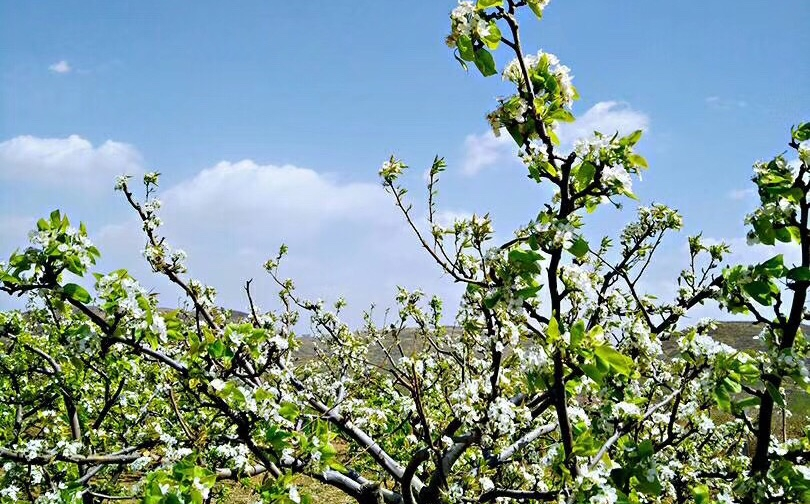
[{"x1": 1, "y1": 1, "x2": 809, "y2": 503}]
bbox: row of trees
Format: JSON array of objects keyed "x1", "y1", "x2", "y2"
[{"x1": 1, "y1": 1, "x2": 808, "y2": 502}]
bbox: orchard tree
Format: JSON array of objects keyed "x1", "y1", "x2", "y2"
[{"x1": 1, "y1": 1, "x2": 809, "y2": 503}]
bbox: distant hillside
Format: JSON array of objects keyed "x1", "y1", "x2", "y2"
[{"x1": 295, "y1": 321, "x2": 806, "y2": 362}]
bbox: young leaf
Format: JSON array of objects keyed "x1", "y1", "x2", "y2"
[
  {"x1": 569, "y1": 236, "x2": 589, "y2": 258},
  {"x1": 63, "y1": 283, "x2": 91, "y2": 304},
  {"x1": 476, "y1": 0, "x2": 503, "y2": 9},
  {"x1": 473, "y1": 48, "x2": 497, "y2": 76}
]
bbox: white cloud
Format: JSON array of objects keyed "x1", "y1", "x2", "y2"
[
  {"x1": 461, "y1": 130, "x2": 515, "y2": 176},
  {"x1": 49, "y1": 60, "x2": 72, "y2": 74},
  {"x1": 90, "y1": 159, "x2": 463, "y2": 325},
  {"x1": 555, "y1": 101, "x2": 649, "y2": 146},
  {"x1": 711, "y1": 237, "x2": 800, "y2": 269},
  {"x1": 705, "y1": 96, "x2": 747, "y2": 110},
  {"x1": 460, "y1": 101, "x2": 649, "y2": 176},
  {"x1": 0, "y1": 135, "x2": 144, "y2": 188},
  {"x1": 159, "y1": 160, "x2": 396, "y2": 236},
  {"x1": 0, "y1": 216, "x2": 34, "y2": 250},
  {"x1": 727, "y1": 188, "x2": 756, "y2": 201},
  {"x1": 434, "y1": 210, "x2": 473, "y2": 226}
]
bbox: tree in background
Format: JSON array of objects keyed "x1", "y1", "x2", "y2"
[{"x1": 1, "y1": 1, "x2": 808, "y2": 503}]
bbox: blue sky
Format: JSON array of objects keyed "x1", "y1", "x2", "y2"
[{"x1": 1, "y1": 1, "x2": 808, "y2": 322}]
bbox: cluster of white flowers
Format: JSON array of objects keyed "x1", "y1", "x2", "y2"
[
  {"x1": 379, "y1": 157, "x2": 407, "y2": 183},
  {"x1": 56, "y1": 440, "x2": 82, "y2": 457},
  {"x1": 519, "y1": 346, "x2": 550, "y2": 371},
  {"x1": 488, "y1": 396, "x2": 517, "y2": 434},
  {"x1": 560, "y1": 264, "x2": 597, "y2": 301},
  {"x1": 577, "y1": 464, "x2": 618, "y2": 504},
  {"x1": 191, "y1": 477, "x2": 211, "y2": 500},
  {"x1": 129, "y1": 455, "x2": 153, "y2": 471},
  {"x1": 22, "y1": 439, "x2": 46, "y2": 460},
  {"x1": 35, "y1": 490, "x2": 61, "y2": 504},
  {"x1": 96, "y1": 274, "x2": 146, "y2": 319},
  {"x1": 678, "y1": 332, "x2": 736, "y2": 361},
  {"x1": 568, "y1": 406, "x2": 591, "y2": 427},
  {"x1": 188, "y1": 279, "x2": 218, "y2": 311},
  {"x1": 529, "y1": 218, "x2": 575, "y2": 249},
  {"x1": 601, "y1": 165, "x2": 633, "y2": 192},
  {"x1": 28, "y1": 223, "x2": 96, "y2": 272},
  {"x1": 0, "y1": 486, "x2": 20, "y2": 501},
  {"x1": 141, "y1": 202, "x2": 164, "y2": 232},
  {"x1": 143, "y1": 244, "x2": 188, "y2": 274},
  {"x1": 113, "y1": 174, "x2": 131, "y2": 191},
  {"x1": 695, "y1": 414, "x2": 715, "y2": 434},
  {"x1": 96, "y1": 272, "x2": 168, "y2": 342},
  {"x1": 612, "y1": 401, "x2": 642, "y2": 420},
  {"x1": 574, "y1": 134, "x2": 612, "y2": 159},
  {"x1": 450, "y1": 378, "x2": 488, "y2": 424},
  {"x1": 503, "y1": 50, "x2": 575, "y2": 106},
  {"x1": 449, "y1": 1, "x2": 490, "y2": 41},
  {"x1": 620, "y1": 319, "x2": 662, "y2": 358}
]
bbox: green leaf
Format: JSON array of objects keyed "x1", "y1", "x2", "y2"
[
  {"x1": 508, "y1": 249, "x2": 542, "y2": 265},
  {"x1": 506, "y1": 122, "x2": 525, "y2": 146},
  {"x1": 63, "y1": 283, "x2": 91, "y2": 303},
  {"x1": 476, "y1": 0, "x2": 503, "y2": 8},
  {"x1": 549, "y1": 108, "x2": 575, "y2": 123},
  {"x1": 594, "y1": 345, "x2": 633, "y2": 376},
  {"x1": 279, "y1": 402, "x2": 299, "y2": 422},
  {"x1": 453, "y1": 51, "x2": 469, "y2": 71},
  {"x1": 733, "y1": 396, "x2": 760, "y2": 411},
  {"x1": 483, "y1": 292, "x2": 501, "y2": 309},
  {"x1": 457, "y1": 35, "x2": 475, "y2": 62},
  {"x1": 575, "y1": 161, "x2": 596, "y2": 188},
  {"x1": 622, "y1": 129, "x2": 643, "y2": 146},
  {"x1": 752, "y1": 218, "x2": 775, "y2": 245},
  {"x1": 757, "y1": 254, "x2": 785, "y2": 276},
  {"x1": 208, "y1": 340, "x2": 227, "y2": 359},
  {"x1": 787, "y1": 266, "x2": 810, "y2": 282},
  {"x1": 570, "y1": 320, "x2": 585, "y2": 347},
  {"x1": 692, "y1": 484, "x2": 710, "y2": 504},
  {"x1": 483, "y1": 22, "x2": 502, "y2": 50},
  {"x1": 473, "y1": 48, "x2": 497, "y2": 77},
  {"x1": 569, "y1": 236, "x2": 589, "y2": 258},
  {"x1": 581, "y1": 363, "x2": 604, "y2": 385},
  {"x1": 547, "y1": 317, "x2": 560, "y2": 342},
  {"x1": 548, "y1": 128, "x2": 560, "y2": 145},
  {"x1": 628, "y1": 153, "x2": 648, "y2": 169},
  {"x1": 0, "y1": 271, "x2": 19, "y2": 285},
  {"x1": 792, "y1": 122, "x2": 810, "y2": 142},
  {"x1": 765, "y1": 382, "x2": 785, "y2": 407},
  {"x1": 527, "y1": 0, "x2": 545, "y2": 18},
  {"x1": 722, "y1": 376, "x2": 742, "y2": 395},
  {"x1": 774, "y1": 226, "x2": 793, "y2": 243},
  {"x1": 742, "y1": 280, "x2": 775, "y2": 306}
]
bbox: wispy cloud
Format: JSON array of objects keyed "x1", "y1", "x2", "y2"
[
  {"x1": 705, "y1": 96, "x2": 747, "y2": 110},
  {"x1": 727, "y1": 188, "x2": 756, "y2": 201},
  {"x1": 48, "y1": 60, "x2": 72, "y2": 74}
]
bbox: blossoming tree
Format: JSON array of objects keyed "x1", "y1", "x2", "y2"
[{"x1": 1, "y1": 1, "x2": 809, "y2": 503}]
